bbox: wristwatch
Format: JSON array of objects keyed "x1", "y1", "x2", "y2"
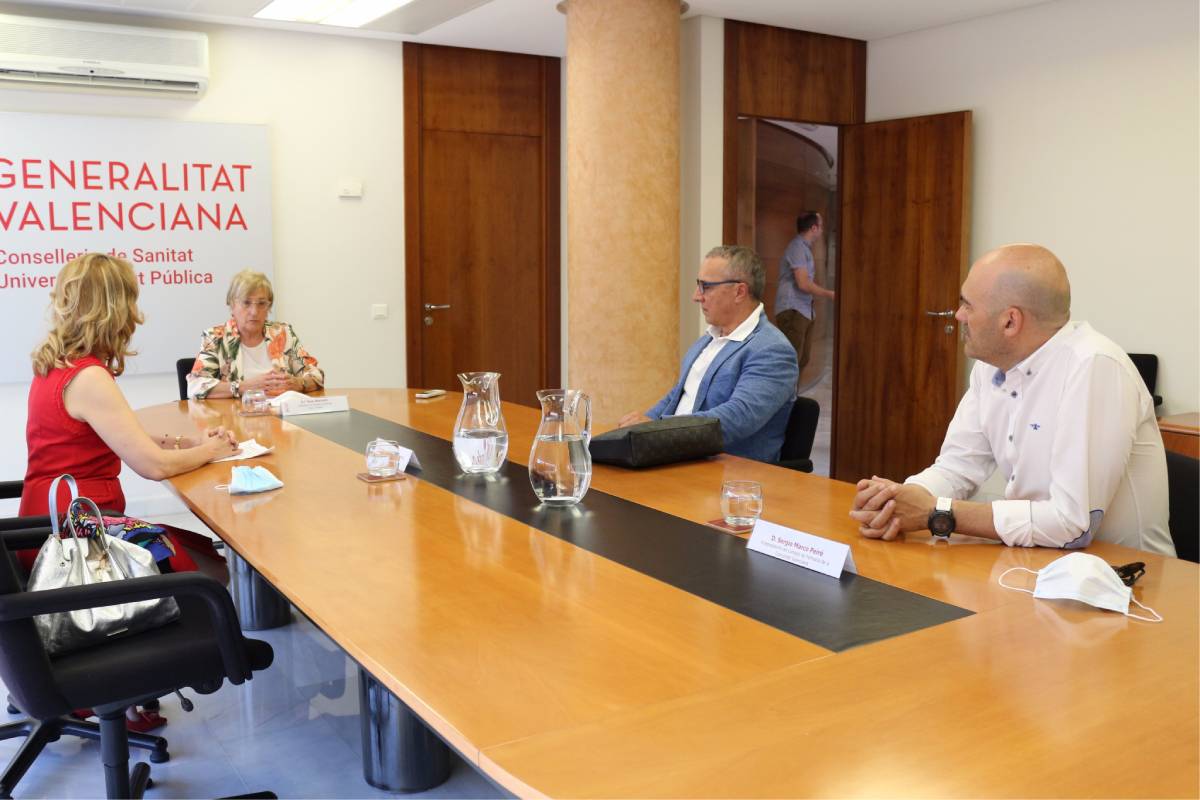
[
  {"x1": 928, "y1": 496, "x2": 956, "y2": 539},
  {"x1": 230, "y1": 380, "x2": 241, "y2": 398}
]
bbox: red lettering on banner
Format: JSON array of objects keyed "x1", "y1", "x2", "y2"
[
  {"x1": 98, "y1": 203, "x2": 123, "y2": 231},
  {"x1": 72, "y1": 202, "x2": 93, "y2": 231},
  {"x1": 19, "y1": 205, "x2": 43, "y2": 230},
  {"x1": 47, "y1": 204, "x2": 68, "y2": 231},
  {"x1": 160, "y1": 163, "x2": 179, "y2": 191},
  {"x1": 193, "y1": 163, "x2": 212, "y2": 191},
  {"x1": 0, "y1": 202, "x2": 16, "y2": 229},
  {"x1": 232, "y1": 164, "x2": 251, "y2": 191},
  {"x1": 0, "y1": 159, "x2": 13, "y2": 189},
  {"x1": 226, "y1": 204, "x2": 247, "y2": 230},
  {"x1": 169, "y1": 205, "x2": 194, "y2": 230},
  {"x1": 21, "y1": 159, "x2": 43, "y2": 189},
  {"x1": 49, "y1": 160, "x2": 76, "y2": 189},
  {"x1": 82, "y1": 161, "x2": 102, "y2": 190},
  {"x1": 197, "y1": 205, "x2": 219, "y2": 229},
  {"x1": 129, "y1": 202, "x2": 154, "y2": 231},
  {"x1": 108, "y1": 162, "x2": 130, "y2": 191},
  {"x1": 212, "y1": 165, "x2": 233, "y2": 191},
  {"x1": 133, "y1": 164, "x2": 157, "y2": 191}
]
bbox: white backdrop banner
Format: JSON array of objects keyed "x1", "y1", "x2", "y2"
[{"x1": 0, "y1": 111, "x2": 272, "y2": 382}]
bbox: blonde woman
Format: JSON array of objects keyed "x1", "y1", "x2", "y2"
[
  {"x1": 20, "y1": 253, "x2": 238, "y2": 731},
  {"x1": 187, "y1": 269, "x2": 323, "y2": 399}
]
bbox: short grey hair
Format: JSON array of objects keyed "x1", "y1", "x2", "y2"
[
  {"x1": 705, "y1": 245, "x2": 765, "y2": 301},
  {"x1": 225, "y1": 269, "x2": 274, "y2": 307}
]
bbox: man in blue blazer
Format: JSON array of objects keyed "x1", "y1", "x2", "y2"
[{"x1": 619, "y1": 245, "x2": 799, "y2": 462}]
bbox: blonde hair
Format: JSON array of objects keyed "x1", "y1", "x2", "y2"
[
  {"x1": 31, "y1": 253, "x2": 144, "y2": 377},
  {"x1": 225, "y1": 269, "x2": 274, "y2": 307}
]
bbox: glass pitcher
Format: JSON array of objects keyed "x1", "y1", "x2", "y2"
[
  {"x1": 452, "y1": 372, "x2": 509, "y2": 474},
  {"x1": 528, "y1": 389, "x2": 592, "y2": 506}
]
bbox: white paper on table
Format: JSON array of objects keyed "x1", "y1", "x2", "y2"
[
  {"x1": 396, "y1": 445, "x2": 422, "y2": 473},
  {"x1": 211, "y1": 438, "x2": 274, "y2": 463},
  {"x1": 747, "y1": 519, "x2": 857, "y2": 579},
  {"x1": 267, "y1": 390, "x2": 307, "y2": 409}
]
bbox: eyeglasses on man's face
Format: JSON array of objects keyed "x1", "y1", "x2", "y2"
[{"x1": 695, "y1": 278, "x2": 743, "y2": 295}]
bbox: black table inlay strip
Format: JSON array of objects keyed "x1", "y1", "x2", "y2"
[{"x1": 292, "y1": 410, "x2": 972, "y2": 651}]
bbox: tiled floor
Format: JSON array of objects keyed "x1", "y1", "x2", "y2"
[{"x1": 0, "y1": 513, "x2": 508, "y2": 800}]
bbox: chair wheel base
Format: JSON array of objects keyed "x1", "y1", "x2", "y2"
[{"x1": 148, "y1": 747, "x2": 170, "y2": 764}]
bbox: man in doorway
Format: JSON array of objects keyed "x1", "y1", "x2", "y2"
[
  {"x1": 775, "y1": 211, "x2": 836, "y2": 379},
  {"x1": 618, "y1": 245, "x2": 798, "y2": 463},
  {"x1": 849, "y1": 243, "x2": 1173, "y2": 556}
]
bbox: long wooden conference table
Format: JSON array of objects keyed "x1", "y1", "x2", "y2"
[{"x1": 137, "y1": 389, "x2": 1199, "y2": 798}]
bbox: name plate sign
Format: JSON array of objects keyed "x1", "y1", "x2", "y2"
[
  {"x1": 748, "y1": 520, "x2": 857, "y2": 579},
  {"x1": 281, "y1": 395, "x2": 350, "y2": 416}
]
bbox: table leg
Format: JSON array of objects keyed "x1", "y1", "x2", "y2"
[
  {"x1": 226, "y1": 550, "x2": 291, "y2": 630},
  {"x1": 358, "y1": 669, "x2": 451, "y2": 793}
]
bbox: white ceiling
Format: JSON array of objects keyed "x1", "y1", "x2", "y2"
[{"x1": 1, "y1": 0, "x2": 1054, "y2": 53}]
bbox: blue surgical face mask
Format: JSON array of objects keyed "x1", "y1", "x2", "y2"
[{"x1": 221, "y1": 466, "x2": 284, "y2": 495}]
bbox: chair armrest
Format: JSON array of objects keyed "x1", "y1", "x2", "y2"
[
  {"x1": 0, "y1": 509, "x2": 127, "y2": 536},
  {"x1": 0, "y1": 526, "x2": 54, "y2": 551},
  {"x1": 0, "y1": 481, "x2": 23, "y2": 500},
  {"x1": 0, "y1": 572, "x2": 252, "y2": 682}
]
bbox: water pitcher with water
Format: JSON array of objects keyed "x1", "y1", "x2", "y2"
[
  {"x1": 452, "y1": 372, "x2": 509, "y2": 474},
  {"x1": 529, "y1": 389, "x2": 592, "y2": 506}
]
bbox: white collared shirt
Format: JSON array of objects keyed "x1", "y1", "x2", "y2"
[
  {"x1": 906, "y1": 321, "x2": 1173, "y2": 556},
  {"x1": 675, "y1": 304, "x2": 764, "y2": 416}
]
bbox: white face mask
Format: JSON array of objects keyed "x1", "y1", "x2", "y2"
[{"x1": 999, "y1": 552, "x2": 1162, "y2": 623}]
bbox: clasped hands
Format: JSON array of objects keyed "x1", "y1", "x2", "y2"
[
  {"x1": 240, "y1": 370, "x2": 296, "y2": 397},
  {"x1": 850, "y1": 477, "x2": 936, "y2": 540}
]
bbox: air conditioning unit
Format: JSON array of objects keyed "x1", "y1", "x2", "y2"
[{"x1": 0, "y1": 13, "x2": 208, "y2": 96}]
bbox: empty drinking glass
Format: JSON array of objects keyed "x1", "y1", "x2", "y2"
[
  {"x1": 241, "y1": 389, "x2": 268, "y2": 415},
  {"x1": 365, "y1": 438, "x2": 402, "y2": 478},
  {"x1": 721, "y1": 481, "x2": 763, "y2": 527}
]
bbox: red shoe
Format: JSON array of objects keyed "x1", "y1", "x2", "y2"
[
  {"x1": 125, "y1": 710, "x2": 167, "y2": 733},
  {"x1": 71, "y1": 708, "x2": 94, "y2": 720}
]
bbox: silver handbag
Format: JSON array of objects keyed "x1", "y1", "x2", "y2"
[{"x1": 28, "y1": 475, "x2": 180, "y2": 656}]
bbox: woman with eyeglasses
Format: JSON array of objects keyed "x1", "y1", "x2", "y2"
[{"x1": 186, "y1": 269, "x2": 324, "y2": 399}]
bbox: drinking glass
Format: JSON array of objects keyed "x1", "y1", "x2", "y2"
[
  {"x1": 365, "y1": 438, "x2": 402, "y2": 478},
  {"x1": 241, "y1": 389, "x2": 268, "y2": 415},
  {"x1": 721, "y1": 481, "x2": 763, "y2": 527}
]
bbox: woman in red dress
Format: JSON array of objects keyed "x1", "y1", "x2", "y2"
[{"x1": 20, "y1": 253, "x2": 239, "y2": 730}]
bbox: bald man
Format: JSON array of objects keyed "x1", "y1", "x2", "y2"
[{"x1": 850, "y1": 244, "x2": 1174, "y2": 556}]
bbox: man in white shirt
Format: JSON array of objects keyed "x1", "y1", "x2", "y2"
[
  {"x1": 618, "y1": 246, "x2": 798, "y2": 462},
  {"x1": 850, "y1": 243, "x2": 1174, "y2": 556}
]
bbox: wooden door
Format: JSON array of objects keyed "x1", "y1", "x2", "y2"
[
  {"x1": 404, "y1": 44, "x2": 560, "y2": 408},
  {"x1": 833, "y1": 111, "x2": 971, "y2": 483}
]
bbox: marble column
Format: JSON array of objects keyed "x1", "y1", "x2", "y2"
[{"x1": 566, "y1": 0, "x2": 681, "y2": 424}]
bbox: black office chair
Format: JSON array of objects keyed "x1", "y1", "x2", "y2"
[
  {"x1": 0, "y1": 517, "x2": 274, "y2": 799},
  {"x1": 778, "y1": 397, "x2": 819, "y2": 473},
  {"x1": 1166, "y1": 450, "x2": 1199, "y2": 564},
  {"x1": 1128, "y1": 353, "x2": 1163, "y2": 409},
  {"x1": 175, "y1": 358, "x2": 193, "y2": 402}
]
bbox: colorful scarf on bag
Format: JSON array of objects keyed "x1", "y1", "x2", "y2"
[{"x1": 66, "y1": 511, "x2": 177, "y2": 564}]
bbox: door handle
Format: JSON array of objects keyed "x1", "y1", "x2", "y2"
[
  {"x1": 423, "y1": 303, "x2": 451, "y2": 312},
  {"x1": 925, "y1": 309, "x2": 956, "y2": 317}
]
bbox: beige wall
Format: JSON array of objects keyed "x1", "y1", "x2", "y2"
[
  {"x1": 867, "y1": 0, "x2": 1199, "y2": 414},
  {"x1": 679, "y1": 15, "x2": 725, "y2": 351}
]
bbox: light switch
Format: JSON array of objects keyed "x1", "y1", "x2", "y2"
[
  {"x1": 338, "y1": 180, "x2": 364, "y2": 198},
  {"x1": 371, "y1": 303, "x2": 388, "y2": 319}
]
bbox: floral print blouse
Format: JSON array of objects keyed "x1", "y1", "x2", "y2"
[{"x1": 186, "y1": 319, "x2": 324, "y2": 399}]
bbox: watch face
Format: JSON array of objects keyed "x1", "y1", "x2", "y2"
[{"x1": 929, "y1": 511, "x2": 954, "y2": 536}]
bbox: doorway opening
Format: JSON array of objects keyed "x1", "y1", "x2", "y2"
[{"x1": 736, "y1": 117, "x2": 838, "y2": 476}]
